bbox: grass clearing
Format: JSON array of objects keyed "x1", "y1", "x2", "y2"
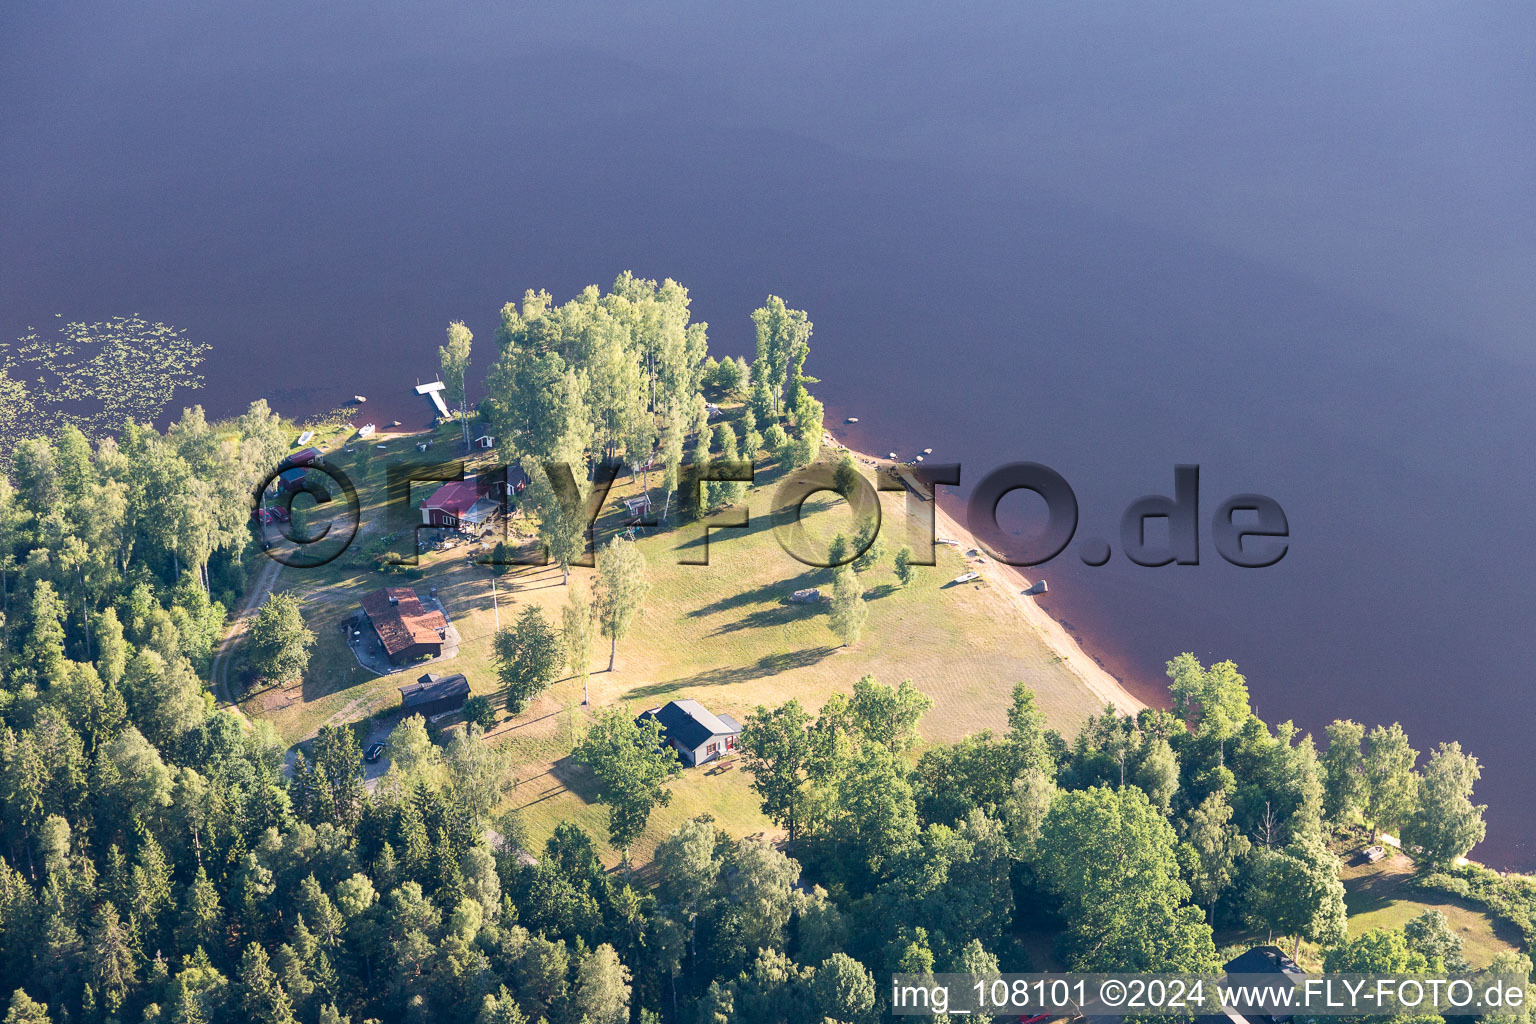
[
  {"x1": 243, "y1": 422, "x2": 1116, "y2": 866},
  {"x1": 1341, "y1": 851, "x2": 1523, "y2": 968}
]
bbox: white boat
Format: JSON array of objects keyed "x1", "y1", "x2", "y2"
[
  {"x1": 296, "y1": 430, "x2": 315, "y2": 445},
  {"x1": 356, "y1": 423, "x2": 376, "y2": 438},
  {"x1": 951, "y1": 571, "x2": 981, "y2": 584}
]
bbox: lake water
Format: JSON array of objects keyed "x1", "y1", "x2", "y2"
[{"x1": 4, "y1": 3, "x2": 1534, "y2": 865}]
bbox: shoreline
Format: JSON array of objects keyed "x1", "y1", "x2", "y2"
[
  {"x1": 837, "y1": 442, "x2": 1147, "y2": 715},
  {"x1": 931, "y1": 500, "x2": 1147, "y2": 715}
]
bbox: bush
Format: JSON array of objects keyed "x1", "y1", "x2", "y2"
[
  {"x1": 464, "y1": 694, "x2": 496, "y2": 731},
  {"x1": 1415, "y1": 872, "x2": 1472, "y2": 899},
  {"x1": 1416, "y1": 864, "x2": 1536, "y2": 947}
]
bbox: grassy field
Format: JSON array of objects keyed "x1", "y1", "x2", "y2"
[
  {"x1": 239, "y1": 417, "x2": 1120, "y2": 865},
  {"x1": 1340, "y1": 850, "x2": 1523, "y2": 968}
]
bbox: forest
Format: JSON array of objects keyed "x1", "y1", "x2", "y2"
[{"x1": 0, "y1": 276, "x2": 1524, "y2": 1024}]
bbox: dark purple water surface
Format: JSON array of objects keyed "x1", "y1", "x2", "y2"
[{"x1": 4, "y1": 3, "x2": 1534, "y2": 865}]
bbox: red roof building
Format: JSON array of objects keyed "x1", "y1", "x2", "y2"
[
  {"x1": 360, "y1": 587, "x2": 448, "y2": 665},
  {"x1": 420, "y1": 481, "x2": 477, "y2": 527},
  {"x1": 421, "y1": 480, "x2": 500, "y2": 529}
]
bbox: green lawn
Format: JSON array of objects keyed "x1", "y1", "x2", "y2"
[
  {"x1": 1341, "y1": 850, "x2": 1522, "y2": 968},
  {"x1": 242, "y1": 421, "x2": 1115, "y2": 866}
]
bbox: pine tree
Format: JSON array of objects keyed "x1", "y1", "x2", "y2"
[
  {"x1": 175, "y1": 866, "x2": 224, "y2": 955},
  {"x1": 166, "y1": 984, "x2": 207, "y2": 1024},
  {"x1": 237, "y1": 943, "x2": 296, "y2": 1024},
  {"x1": 3, "y1": 989, "x2": 52, "y2": 1024},
  {"x1": 130, "y1": 826, "x2": 174, "y2": 938},
  {"x1": 570, "y1": 944, "x2": 631, "y2": 1024},
  {"x1": 88, "y1": 902, "x2": 136, "y2": 1015}
]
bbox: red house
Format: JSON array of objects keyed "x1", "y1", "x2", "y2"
[
  {"x1": 360, "y1": 587, "x2": 448, "y2": 665},
  {"x1": 421, "y1": 480, "x2": 500, "y2": 529}
]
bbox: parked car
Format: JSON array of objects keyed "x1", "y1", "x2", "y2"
[{"x1": 365, "y1": 742, "x2": 386, "y2": 762}]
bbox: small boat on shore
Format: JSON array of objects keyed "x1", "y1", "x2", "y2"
[{"x1": 356, "y1": 423, "x2": 375, "y2": 439}]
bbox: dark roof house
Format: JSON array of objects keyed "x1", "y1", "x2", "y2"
[
  {"x1": 638, "y1": 699, "x2": 742, "y2": 767},
  {"x1": 399, "y1": 672, "x2": 470, "y2": 717},
  {"x1": 1221, "y1": 946, "x2": 1306, "y2": 1023}
]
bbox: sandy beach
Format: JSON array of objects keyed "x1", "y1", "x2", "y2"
[
  {"x1": 842, "y1": 444, "x2": 1147, "y2": 715},
  {"x1": 930, "y1": 501, "x2": 1145, "y2": 714}
]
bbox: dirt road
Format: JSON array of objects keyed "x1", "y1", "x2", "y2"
[{"x1": 209, "y1": 551, "x2": 285, "y2": 717}]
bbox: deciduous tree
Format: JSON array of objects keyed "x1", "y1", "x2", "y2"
[
  {"x1": 1403, "y1": 741, "x2": 1486, "y2": 866},
  {"x1": 596, "y1": 537, "x2": 649, "y2": 672},
  {"x1": 739, "y1": 700, "x2": 814, "y2": 847},
  {"x1": 561, "y1": 586, "x2": 596, "y2": 706},
  {"x1": 1180, "y1": 791, "x2": 1250, "y2": 918},
  {"x1": 439, "y1": 321, "x2": 474, "y2": 412},
  {"x1": 247, "y1": 593, "x2": 314, "y2": 685},
  {"x1": 1363, "y1": 723, "x2": 1419, "y2": 836},
  {"x1": 573, "y1": 709, "x2": 680, "y2": 863},
  {"x1": 1166, "y1": 653, "x2": 1251, "y2": 766},
  {"x1": 1323, "y1": 719, "x2": 1367, "y2": 825},
  {"x1": 1037, "y1": 786, "x2": 1217, "y2": 972},
  {"x1": 827, "y1": 566, "x2": 866, "y2": 648}
]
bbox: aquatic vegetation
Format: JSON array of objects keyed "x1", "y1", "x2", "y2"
[{"x1": 0, "y1": 314, "x2": 208, "y2": 454}]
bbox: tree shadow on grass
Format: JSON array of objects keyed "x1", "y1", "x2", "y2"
[
  {"x1": 626, "y1": 646, "x2": 837, "y2": 699},
  {"x1": 686, "y1": 568, "x2": 825, "y2": 617},
  {"x1": 511, "y1": 756, "x2": 598, "y2": 809},
  {"x1": 1343, "y1": 866, "x2": 1410, "y2": 917},
  {"x1": 712, "y1": 602, "x2": 822, "y2": 635}
]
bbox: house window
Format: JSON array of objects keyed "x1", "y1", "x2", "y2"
[{"x1": 706, "y1": 742, "x2": 719, "y2": 757}]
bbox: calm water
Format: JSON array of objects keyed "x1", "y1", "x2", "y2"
[{"x1": 4, "y1": 3, "x2": 1534, "y2": 865}]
